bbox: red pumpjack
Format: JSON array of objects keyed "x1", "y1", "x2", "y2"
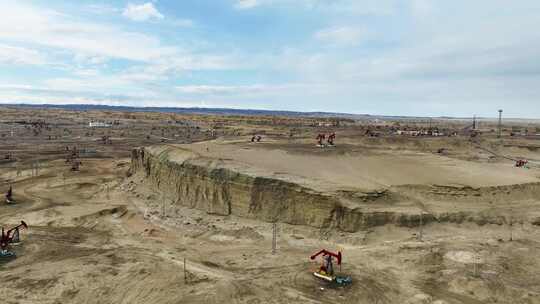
[
  {"x1": 316, "y1": 134, "x2": 326, "y2": 147},
  {"x1": 310, "y1": 249, "x2": 342, "y2": 281},
  {"x1": 327, "y1": 133, "x2": 336, "y2": 146},
  {"x1": 516, "y1": 159, "x2": 528, "y2": 167},
  {"x1": 1, "y1": 221, "x2": 28, "y2": 257},
  {"x1": 310, "y1": 249, "x2": 352, "y2": 286}
]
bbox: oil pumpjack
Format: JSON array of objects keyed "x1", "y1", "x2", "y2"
[
  {"x1": 0, "y1": 221, "x2": 28, "y2": 257},
  {"x1": 316, "y1": 134, "x2": 326, "y2": 147},
  {"x1": 310, "y1": 249, "x2": 352, "y2": 286}
]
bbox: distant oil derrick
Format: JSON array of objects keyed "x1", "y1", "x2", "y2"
[
  {"x1": 64, "y1": 146, "x2": 82, "y2": 171},
  {"x1": 71, "y1": 159, "x2": 82, "y2": 171},
  {"x1": 65, "y1": 146, "x2": 79, "y2": 162},
  {"x1": 31, "y1": 161, "x2": 40, "y2": 176},
  {"x1": 316, "y1": 132, "x2": 336, "y2": 147},
  {"x1": 101, "y1": 135, "x2": 112, "y2": 145}
]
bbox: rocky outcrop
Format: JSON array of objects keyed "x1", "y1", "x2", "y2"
[
  {"x1": 131, "y1": 146, "x2": 345, "y2": 229},
  {"x1": 393, "y1": 183, "x2": 540, "y2": 204},
  {"x1": 131, "y1": 146, "x2": 540, "y2": 232}
]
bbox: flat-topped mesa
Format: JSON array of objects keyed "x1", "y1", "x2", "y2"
[
  {"x1": 131, "y1": 143, "x2": 540, "y2": 232},
  {"x1": 131, "y1": 145, "x2": 417, "y2": 232},
  {"x1": 133, "y1": 146, "x2": 335, "y2": 229}
]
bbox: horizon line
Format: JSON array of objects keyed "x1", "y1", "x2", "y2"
[{"x1": 1, "y1": 102, "x2": 538, "y2": 121}]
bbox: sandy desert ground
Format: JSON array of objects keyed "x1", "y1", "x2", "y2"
[{"x1": 1, "y1": 106, "x2": 540, "y2": 304}]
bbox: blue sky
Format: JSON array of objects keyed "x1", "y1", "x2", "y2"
[{"x1": 1, "y1": 0, "x2": 540, "y2": 117}]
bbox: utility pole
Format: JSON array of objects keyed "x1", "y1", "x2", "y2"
[
  {"x1": 509, "y1": 220, "x2": 513, "y2": 242},
  {"x1": 31, "y1": 161, "x2": 39, "y2": 176},
  {"x1": 161, "y1": 193, "x2": 167, "y2": 218},
  {"x1": 498, "y1": 109, "x2": 503, "y2": 138},
  {"x1": 418, "y1": 212, "x2": 423, "y2": 242},
  {"x1": 184, "y1": 257, "x2": 187, "y2": 284},
  {"x1": 162, "y1": 199, "x2": 166, "y2": 218},
  {"x1": 473, "y1": 115, "x2": 477, "y2": 130},
  {"x1": 272, "y1": 222, "x2": 277, "y2": 254},
  {"x1": 473, "y1": 249, "x2": 479, "y2": 278}
]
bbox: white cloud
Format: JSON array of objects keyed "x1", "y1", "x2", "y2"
[
  {"x1": 73, "y1": 53, "x2": 108, "y2": 66},
  {"x1": 0, "y1": 3, "x2": 209, "y2": 68},
  {"x1": 314, "y1": 26, "x2": 367, "y2": 46},
  {"x1": 84, "y1": 4, "x2": 121, "y2": 14},
  {"x1": 309, "y1": 0, "x2": 398, "y2": 15},
  {"x1": 0, "y1": 83, "x2": 215, "y2": 108},
  {"x1": 235, "y1": 0, "x2": 260, "y2": 9},
  {"x1": 177, "y1": 84, "x2": 266, "y2": 95},
  {"x1": 411, "y1": 0, "x2": 433, "y2": 17},
  {"x1": 122, "y1": 3, "x2": 164, "y2": 22},
  {"x1": 0, "y1": 3, "x2": 175, "y2": 62},
  {"x1": 175, "y1": 84, "x2": 315, "y2": 96},
  {"x1": 233, "y1": 0, "x2": 398, "y2": 15},
  {"x1": 170, "y1": 18, "x2": 195, "y2": 28},
  {"x1": 0, "y1": 44, "x2": 47, "y2": 65}
]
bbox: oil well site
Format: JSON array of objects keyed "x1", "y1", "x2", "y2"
[{"x1": 0, "y1": 105, "x2": 539, "y2": 304}]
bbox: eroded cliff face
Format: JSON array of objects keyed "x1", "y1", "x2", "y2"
[
  {"x1": 130, "y1": 146, "x2": 462, "y2": 232},
  {"x1": 131, "y1": 146, "x2": 347, "y2": 229},
  {"x1": 131, "y1": 146, "x2": 540, "y2": 232}
]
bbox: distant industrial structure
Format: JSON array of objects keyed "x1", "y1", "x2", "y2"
[
  {"x1": 498, "y1": 109, "x2": 503, "y2": 138},
  {"x1": 88, "y1": 121, "x2": 111, "y2": 128}
]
